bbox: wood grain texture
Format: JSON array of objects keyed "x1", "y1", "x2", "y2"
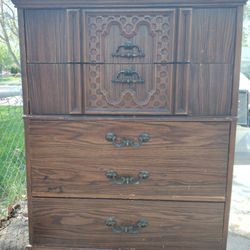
[
  {"x1": 231, "y1": 6, "x2": 244, "y2": 116},
  {"x1": 25, "y1": 9, "x2": 82, "y2": 63},
  {"x1": 24, "y1": 119, "x2": 33, "y2": 244},
  {"x1": 191, "y1": 8, "x2": 236, "y2": 64},
  {"x1": 14, "y1": 0, "x2": 246, "y2": 249},
  {"x1": 28, "y1": 120, "x2": 229, "y2": 200},
  {"x1": 223, "y1": 7, "x2": 244, "y2": 246},
  {"x1": 188, "y1": 64, "x2": 233, "y2": 115},
  {"x1": 17, "y1": 9, "x2": 29, "y2": 114},
  {"x1": 68, "y1": 64, "x2": 82, "y2": 114},
  {"x1": 175, "y1": 9, "x2": 192, "y2": 115},
  {"x1": 27, "y1": 246, "x2": 109, "y2": 250},
  {"x1": 31, "y1": 198, "x2": 224, "y2": 250},
  {"x1": 25, "y1": 10, "x2": 67, "y2": 63},
  {"x1": 27, "y1": 65, "x2": 70, "y2": 114}
]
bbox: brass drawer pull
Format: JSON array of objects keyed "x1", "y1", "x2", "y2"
[
  {"x1": 106, "y1": 170, "x2": 149, "y2": 185},
  {"x1": 112, "y1": 67, "x2": 144, "y2": 84},
  {"x1": 105, "y1": 217, "x2": 148, "y2": 234},
  {"x1": 105, "y1": 132, "x2": 150, "y2": 148},
  {"x1": 112, "y1": 41, "x2": 145, "y2": 58}
]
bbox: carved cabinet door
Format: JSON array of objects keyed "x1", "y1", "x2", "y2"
[{"x1": 84, "y1": 9, "x2": 176, "y2": 114}]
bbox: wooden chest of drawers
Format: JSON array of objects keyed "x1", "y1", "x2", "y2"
[{"x1": 13, "y1": 0, "x2": 246, "y2": 249}]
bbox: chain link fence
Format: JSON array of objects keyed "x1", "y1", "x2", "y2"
[{"x1": 0, "y1": 95, "x2": 26, "y2": 219}]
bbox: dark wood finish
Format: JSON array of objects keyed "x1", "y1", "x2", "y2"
[
  {"x1": 25, "y1": 10, "x2": 68, "y2": 63},
  {"x1": 231, "y1": 6, "x2": 244, "y2": 116},
  {"x1": 175, "y1": 9, "x2": 192, "y2": 115},
  {"x1": 27, "y1": 247, "x2": 108, "y2": 250},
  {"x1": 68, "y1": 64, "x2": 82, "y2": 114},
  {"x1": 24, "y1": 119, "x2": 33, "y2": 244},
  {"x1": 25, "y1": 115, "x2": 237, "y2": 122},
  {"x1": 27, "y1": 65, "x2": 70, "y2": 114},
  {"x1": 28, "y1": 120, "x2": 229, "y2": 200},
  {"x1": 189, "y1": 64, "x2": 233, "y2": 115},
  {"x1": 31, "y1": 198, "x2": 224, "y2": 250},
  {"x1": 14, "y1": 0, "x2": 246, "y2": 249},
  {"x1": 17, "y1": 9, "x2": 29, "y2": 114},
  {"x1": 12, "y1": 0, "x2": 247, "y2": 9},
  {"x1": 85, "y1": 64, "x2": 173, "y2": 114},
  {"x1": 85, "y1": 9, "x2": 176, "y2": 64},
  {"x1": 24, "y1": 6, "x2": 238, "y2": 116},
  {"x1": 191, "y1": 8, "x2": 236, "y2": 64}
]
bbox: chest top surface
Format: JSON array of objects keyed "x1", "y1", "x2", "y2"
[{"x1": 12, "y1": 0, "x2": 247, "y2": 8}]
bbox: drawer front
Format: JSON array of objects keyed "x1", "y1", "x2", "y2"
[
  {"x1": 86, "y1": 9, "x2": 176, "y2": 64},
  {"x1": 29, "y1": 120, "x2": 229, "y2": 200},
  {"x1": 32, "y1": 198, "x2": 224, "y2": 250},
  {"x1": 85, "y1": 64, "x2": 173, "y2": 114}
]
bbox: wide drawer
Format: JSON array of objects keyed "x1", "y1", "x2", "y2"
[
  {"x1": 28, "y1": 119, "x2": 230, "y2": 201},
  {"x1": 31, "y1": 198, "x2": 224, "y2": 250}
]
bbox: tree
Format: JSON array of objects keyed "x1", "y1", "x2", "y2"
[
  {"x1": 0, "y1": 0, "x2": 20, "y2": 69},
  {"x1": 0, "y1": 42, "x2": 13, "y2": 72},
  {"x1": 242, "y1": 2, "x2": 250, "y2": 46}
]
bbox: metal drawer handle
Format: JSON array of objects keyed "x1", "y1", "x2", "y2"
[
  {"x1": 106, "y1": 170, "x2": 149, "y2": 185},
  {"x1": 112, "y1": 41, "x2": 145, "y2": 58},
  {"x1": 105, "y1": 132, "x2": 150, "y2": 148},
  {"x1": 112, "y1": 67, "x2": 144, "y2": 84},
  {"x1": 105, "y1": 217, "x2": 148, "y2": 234}
]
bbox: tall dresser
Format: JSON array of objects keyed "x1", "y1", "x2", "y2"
[{"x1": 13, "y1": 0, "x2": 246, "y2": 249}]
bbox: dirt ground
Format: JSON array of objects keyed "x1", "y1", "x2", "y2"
[{"x1": 0, "y1": 201, "x2": 28, "y2": 250}]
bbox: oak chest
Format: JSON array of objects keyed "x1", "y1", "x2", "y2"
[{"x1": 13, "y1": 0, "x2": 246, "y2": 249}]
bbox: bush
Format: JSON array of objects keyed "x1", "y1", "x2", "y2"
[{"x1": 10, "y1": 66, "x2": 21, "y2": 75}]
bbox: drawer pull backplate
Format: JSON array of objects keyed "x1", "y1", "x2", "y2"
[
  {"x1": 105, "y1": 217, "x2": 148, "y2": 234},
  {"x1": 112, "y1": 41, "x2": 145, "y2": 58},
  {"x1": 112, "y1": 68, "x2": 144, "y2": 84},
  {"x1": 105, "y1": 132, "x2": 150, "y2": 148},
  {"x1": 106, "y1": 170, "x2": 149, "y2": 185}
]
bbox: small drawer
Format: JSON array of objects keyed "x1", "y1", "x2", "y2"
[
  {"x1": 85, "y1": 63, "x2": 173, "y2": 114},
  {"x1": 31, "y1": 198, "x2": 224, "y2": 250},
  {"x1": 29, "y1": 119, "x2": 229, "y2": 201},
  {"x1": 86, "y1": 9, "x2": 176, "y2": 64}
]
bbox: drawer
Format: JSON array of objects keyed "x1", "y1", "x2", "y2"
[
  {"x1": 31, "y1": 198, "x2": 224, "y2": 250},
  {"x1": 86, "y1": 9, "x2": 176, "y2": 64},
  {"x1": 85, "y1": 64, "x2": 173, "y2": 114},
  {"x1": 28, "y1": 120, "x2": 229, "y2": 201}
]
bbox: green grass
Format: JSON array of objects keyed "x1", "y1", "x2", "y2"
[
  {"x1": 0, "y1": 105, "x2": 26, "y2": 219},
  {"x1": 0, "y1": 76, "x2": 22, "y2": 86}
]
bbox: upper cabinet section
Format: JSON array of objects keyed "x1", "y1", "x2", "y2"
[
  {"x1": 23, "y1": 6, "x2": 241, "y2": 116},
  {"x1": 25, "y1": 7, "x2": 236, "y2": 64}
]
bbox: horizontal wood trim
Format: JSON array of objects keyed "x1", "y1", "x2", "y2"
[
  {"x1": 32, "y1": 192, "x2": 226, "y2": 202},
  {"x1": 31, "y1": 198, "x2": 224, "y2": 249},
  {"x1": 13, "y1": 0, "x2": 247, "y2": 8},
  {"x1": 27, "y1": 246, "x2": 108, "y2": 250},
  {"x1": 23, "y1": 115, "x2": 237, "y2": 122}
]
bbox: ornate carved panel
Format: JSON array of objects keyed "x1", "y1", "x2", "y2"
[
  {"x1": 85, "y1": 64, "x2": 173, "y2": 114},
  {"x1": 85, "y1": 10, "x2": 176, "y2": 63}
]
